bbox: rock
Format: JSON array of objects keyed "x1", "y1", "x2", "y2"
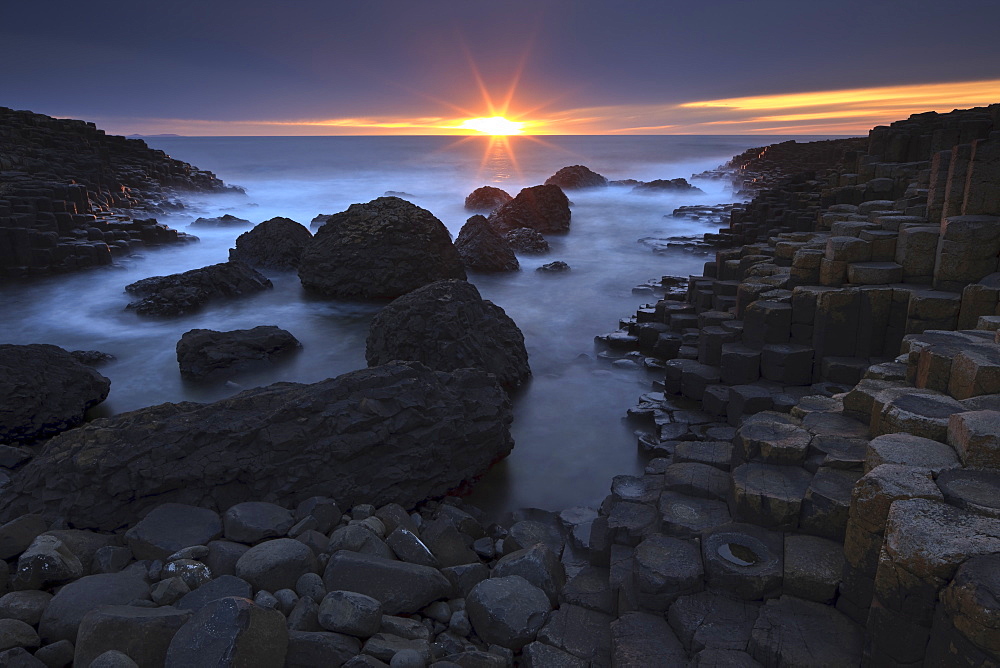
[
  {"x1": 730, "y1": 463, "x2": 813, "y2": 530},
  {"x1": 151, "y1": 578, "x2": 190, "y2": 606},
  {"x1": 520, "y1": 641, "x2": 586, "y2": 667},
  {"x1": 39, "y1": 570, "x2": 151, "y2": 643},
  {"x1": 386, "y1": 527, "x2": 438, "y2": 567},
  {"x1": 631, "y1": 534, "x2": 703, "y2": 611},
  {"x1": 235, "y1": 538, "x2": 317, "y2": 593},
  {"x1": 362, "y1": 633, "x2": 430, "y2": 664},
  {"x1": 89, "y1": 651, "x2": 138, "y2": 668},
  {"x1": 190, "y1": 214, "x2": 251, "y2": 228},
  {"x1": 504, "y1": 228, "x2": 549, "y2": 254},
  {"x1": 285, "y1": 630, "x2": 361, "y2": 668},
  {"x1": 0, "y1": 344, "x2": 110, "y2": 444},
  {"x1": 864, "y1": 432, "x2": 959, "y2": 473},
  {"x1": 176, "y1": 575, "x2": 252, "y2": 612},
  {"x1": 204, "y1": 540, "x2": 250, "y2": 577},
  {"x1": 544, "y1": 166, "x2": 608, "y2": 190},
  {"x1": 667, "y1": 591, "x2": 760, "y2": 653},
  {"x1": 69, "y1": 350, "x2": 115, "y2": 366},
  {"x1": 322, "y1": 551, "x2": 450, "y2": 616},
  {"x1": 176, "y1": 326, "x2": 300, "y2": 382},
  {"x1": 228, "y1": 217, "x2": 312, "y2": 270},
  {"x1": 631, "y1": 178, "x2": 703, "y2": 194},
  {"x1": 33, "y1": 639, "x2": 74, "y2": 667},
  {"x1": 366, "y1": 279, "x2": 530, "y2": 390},
  {"x1": 466, "y1": 576, "x2": 552, "y2": 650},
  {"x1": 328, "y1": 525, "x2": 394, "y2": 560},
  {"x1": 536, "y1": 604, "x2": 613, "y2": 663},
  {"x1": 491, "y1": 544, "x2": 565, "y2": 606},
  {"x1": 223, "y1": 502, "x2": 295, "y2": 544},
  {"x1": 702, "y1": 523, "x2": 783, "y2": 600},
  {"x1": 658, "y1": 492, "x2": 731, "y2": 538},
  {"x1": 610, "y1": 611, "x2": 687, "y2": 666},
  {"x1": 749, "y1": 596, "x2": 862, "y2": 667},
  {"x1": 936, "y1": 468, "x2": 1000, "y2": 519},
  {"x1": 454, "y1": 216, "x2": 519, "y2": 272},
  {"x1": 0, "y1": 362, "x2": 513, "y2": 530},
  {"x1": 948, "y1": 409, "x2": 1000, "y2": 468},
  {"x1": 125, "y1": 503, "x2": 222, "y2": 561},
  {"x1": 464, "y1": 186, "x2": 512, "y2": 212},
  {"x1": 782, "y1": 534, "x2": 844, "y2": 603},
  {"x1": 0, "y1": 591, "x2": 51, "y2": 626},
  {"x1": 925, "y1": 553, "x2": 1000, "y2": 665},
  {"x1": 318, "y1": 591, "x2": 383, "y2": 638},
  {"x1": 0, "y1": 619, "x2": 39, "y2": 652},
  {"x1": 0, "y1": 515, "x2": 50, "y2": 560},
  {"x1": 14, "y1": 535, "x2": 83, "y2": 590},
  {"x1": 164, "y1": 597, "x2": 287, "y2": 668},
  {"x1": 487, "y1": 185, "x2": 571, "y2": 235},
  {"x1": 298, "y1": 197, "x2": 466, "y2": 299},
  {"x1": 536, "y1": 261, "x2": 570, "y2": 273},
  {"x1": 74, "y1": 605, "x2": 192, "y2": 667},
  {"x1": 124, "y1": 261, "x2": 273, "y2": 316}
]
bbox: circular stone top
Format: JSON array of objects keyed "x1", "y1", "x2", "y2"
[{"x1": 936, "y1": 468, "x2": 1000, "y2": 519}]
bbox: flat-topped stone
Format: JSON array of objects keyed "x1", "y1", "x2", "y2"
[
  {"x1": 865, "y1": 432, "x2": 960, "y2": 473},
  {"x1": 730, "y1": 463, "x2": 814, "y2": 530}
]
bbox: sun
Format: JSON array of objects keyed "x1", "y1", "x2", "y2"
[{"x1": 459, "y1": 116, "x2": 526, "y2": 135}]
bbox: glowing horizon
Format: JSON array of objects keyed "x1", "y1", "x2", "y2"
[{"x1": 78, "y1": 78, "x2": 999, "y2": 137}]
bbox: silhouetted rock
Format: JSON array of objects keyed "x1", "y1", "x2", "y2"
[
  {"x1": 504, "y1": 228, "x2": 550, "y2": 254},
  {"x1": 537, "y1": 261, "x2": 570, "y2": 273},
  {"x1": 366, "y1": 279, "x2": 530, "y2": 390},
  {"x1": 298, "y1": 197, "x2": 466, "y2": 299},
  {"x1": 176, "y1": 326, "x2": 301, "y2": 381},
  {"x1": 455, "y1": 215, "x2": 519, "y2": 272},
  {"x1": 229, "y1": 217, "x2": 312, "y2": 270},
  {"x1": 631, "y1": 178, "x2": 704, "y2": 194},
  {"x1": 124, "y1": 261, "x2": 272, "y2": 316},
  {"x1": 465, "y1": 186, "x2": 513, "y2": 212},
  {"x1": 0, "y1": 344, "x2": 110, "y2": 444},
  {"x1": 545, "y1": 165, "x2": 608, "y2": 190},
  {"x1": 0, "y1": 361, "x2": 512, "y2": 530},
  {"x1": 488, "y1": 185, "x2": 571, "y2": 235},
  {"x1": 190, "y1": 214, "x2": 251, "y2": 228}
]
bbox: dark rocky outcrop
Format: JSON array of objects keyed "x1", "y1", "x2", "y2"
[
  {"x1": 0, "y1": 361, "x2": 513, "y2": 530},
  {"x1": 124, "y1": 261, "x2": 273, "y2": 316},
  {"x1": 176, "y1": 326, "x2": 301, "y2": 381},
  {"x1": 228, "y1": 217, "x2": 312, "y2": 270},
  {"x1": 488, "y1": 185, "x2": 571, "y2": 235},
  {"x1": 366, "y1": 279, "x2": 530, "y2": 390},
  {"x1": 190, "y1": 214, "x2": 251, "y2": 228},
  {"x1": 544, "y1": 165, "x2": 608, "y2": 190},
  {"x1": 455, "y1": 216, "x2": 519, "y2": 272},
  {"x1": 630, "y1": 178, "x2": 704, "y2": 194},
  {"x1": 464, "y1": 186, "x2": 513, "y2": 212},
  {"x1": 297, "y1": 197, "x2": 466, "y2": 299},
  {"x1": 537, "y1": 261, "x2": 570, "y2": 273},
  {"x1": 504, "y1": 228, "x2": 550, "y2": 254},
  {"x1": 0, "y1": 344, "x2": 111, "y2": 444},
  {"x1": 0, "y1": 107, "x2": 235, "y2": 278}
]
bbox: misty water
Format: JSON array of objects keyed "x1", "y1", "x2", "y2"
[{"x1": 1, "y1": 135, "x2": 827, "y2": 518}]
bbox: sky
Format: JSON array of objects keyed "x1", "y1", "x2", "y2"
[{"x1": 2, "y1": 0, "x2": 999, "y2": 136}]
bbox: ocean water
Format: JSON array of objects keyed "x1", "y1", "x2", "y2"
[{"x1": 2, "y1": 134, "x2": 833, "y2": 518}]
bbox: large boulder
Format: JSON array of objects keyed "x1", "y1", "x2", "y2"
[
  {"x1": 0, "y1": 344, "x2": 110, "y2": 444},
  {"x1": 366, "y1": 280, "x2": 530, "y2": 390},
  {"x1": 544, "y1": 165, "x2": 608, "y2": 190},
  {"x1": 631, "y1": 178, "x2": 704, "y2": 194},
  {"x1": 189, "y1": 214, "x2": 252, "y2": 228},
  {"x1": 228, "y1": 217, "x2": 312, "y2": 270},
  {"x1": 124, "y1": 262, "x2": 272, "y2": 316},
  {"x1": 297, "y1": 197, "x2": 466, "y2": 299},
  {"x1": 504, "y1": 228, "x2": 549, "y2": 254},
  {"x1": 0, "y1": 361, "x2": 513, "y2": 530},
  {"x1": 455, "y1": 216, "x2": 519, "y2": 273},
  {"x1": 488, "y1": 185, "x2": 571, "y2": 235},
  {"x1": 464, "y1": 186, "x2": 513, "y2": 212},
  {"x1": 175, "y1": 326, "x2": 301, "y2": 381}
]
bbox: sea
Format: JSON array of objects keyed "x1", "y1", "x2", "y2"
[{"x1": 1, "y1": 134, "x2": 838, "y2": 518}]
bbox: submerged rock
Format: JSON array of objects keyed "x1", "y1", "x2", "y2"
[
  {"x1": 298, "y1": 197, "x2": 466, "y2": 299},
  {"x1": 464, "y1": 186, "x2": 513, "y2": 212},
  {"x1": 537, "y1": 261, "x2": 570, "y2": 273},
  {"x1": 488, "y1": 185, "x2": 571, "y2": 235},
  {"x1": 124, "y1": 261, "x2": 272, "y2": 316},
  {"x1": 0, "y1": 344, "x2": 110, "y2": 444},
  {"x1": 190, "y1": 214, "x2": 252, "y2": 228},
  {"x1": 366, "y1": 279, "x2": 530, "y2": 390},
  {"x1": 176, "y1": 326, "x2": 301, "y2": 381},
  {"x1": 544, "y1": 165, "x2": 608, "y2": 190},
  {"x1": 229, "y1": 217, "x2": 312, "y2": 270},
  {"x1": 455, "y1": 215, "x2": 519, "y2": 272},
  {"x1": 631, "y1": 178, "x2": 704, "y2": 194},
  {"x1": 0, "y1": 361, "x2": 512, "y2": 530},
  {"x1": 504, "y1": 227, "x2": 550, "y2": 254}
]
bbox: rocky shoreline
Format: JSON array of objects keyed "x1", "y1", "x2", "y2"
[
  {"x1": 0, "y1": 106, "x2": 998, "y2": 666},
  {"x1": 0, "y1": 107, "x2": 238, "y2": 278}
]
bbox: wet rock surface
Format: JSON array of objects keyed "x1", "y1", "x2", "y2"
[
  {"x1": 544, "y1": 165, "x2": 608, "y2": 190},
  {"x1": 365, "y1": 279, "x2": 530, "y2": 390},
  {"x1": 298, "y1": 197, "x2": 466, "y2": 299},
  {"x1": 464, "y1": 186, "x2": 513, "y2": 212},
  {"x1": 175, "y1": 325, "x2": 301, "y2": 381},
  {"x1": 0, "y1": 344, "x2": 111, "y2": 444},
  {"x1": 454, "y1": 215, "x2": 519, "y2": 272},
  {"x1": 487, "y1": 184, "x2": 571, "y2": 235},
  {"x1": 124, "y1": 261, "x2": 272, "y2": 316},
  {"x1": 228, "y1": 216, "x2": 312, "y2": 270}
]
